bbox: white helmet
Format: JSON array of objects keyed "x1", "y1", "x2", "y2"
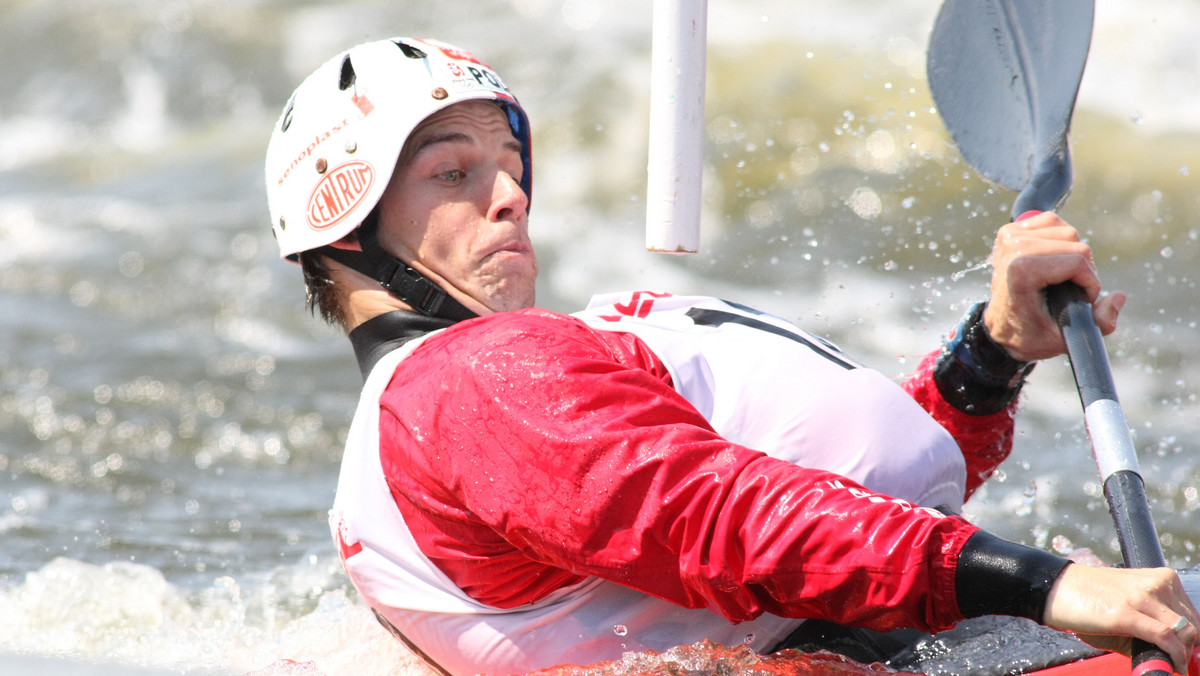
[{"x1": 265, "y1": 37, "x2": 532, "y2": 261}]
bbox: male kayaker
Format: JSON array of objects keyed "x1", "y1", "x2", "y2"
[{"x1": 264, "y1": 37, "x2": 1199, "y2": 675}]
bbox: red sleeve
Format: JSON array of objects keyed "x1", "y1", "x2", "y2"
[
  {"x1": 379, "y1": 309, "x2": 979, "y2": 632},
  {"x1": 902, "y1": 350, "x2": 1017, "y2": 500}
]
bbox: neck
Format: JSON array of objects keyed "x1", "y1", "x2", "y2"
[
  {"x1": 342, "y1": 286, "x2": 409, "y2": 332},
  {"x1": 326, "y1": 257, "x2": 488, "y2": 332}
]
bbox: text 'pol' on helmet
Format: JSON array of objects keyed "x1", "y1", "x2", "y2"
[{"x1": 265, "y1": 37, "x2": 533, "y2": 261}]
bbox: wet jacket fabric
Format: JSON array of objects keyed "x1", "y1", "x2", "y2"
[{"x1": 329, "y1": 292, "x2": 1019, "y2": 674}]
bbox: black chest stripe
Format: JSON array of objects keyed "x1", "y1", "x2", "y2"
[{"x1": 685, "y1": 307, "x2": 857, "y2": 371}]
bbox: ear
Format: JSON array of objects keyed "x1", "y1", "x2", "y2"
[{"x1": 327, "y1": 231, "x2": 362, "y2": 252}]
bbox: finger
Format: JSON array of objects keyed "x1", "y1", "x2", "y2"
[
  {"x1": 1174, "y1": 587, "x2": 1200, "y2": 653},
  {"x1": 1010, "y1": 211, "x2": 1080, "y2": 236},
  {"x1": 1092, "y1": 292, "x2": 1125, "y2": 336},
  {"x1": 1172, "y1": 615, "x2": 1197, "y2": 648},
  {"x1": 1012, "y1": 210, "x2": 1064, "y2": 227},
  {"x1": 995, "y1": 225, "x2": 1085, "y2": 254},
  {"x1": 1146, "y1": 582, "x2": 1200, "y2": 672},
  {"x1": 1116, "y1": 607, "x2": 1189, "y2": 674},
  {"x1": 992, "y1": 234, "x2": 1093, "y2": 269},
  {"x1": 1004, "y1": 253, "x2": 1099, "y2": 299},
  {"x1": 1007, "y1": 224, "x2": 1084, "y2": 244},
  {"x1": 1152, "y1": 616, "x2": 1193, "y2": 674}
]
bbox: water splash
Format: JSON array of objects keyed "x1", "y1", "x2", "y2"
[
  {"x1": 951, "y1": 257, "x2": 992, "y2": 282},
  {"x1": 527, "y1": 640, "x2": 927, "y2": 676}
]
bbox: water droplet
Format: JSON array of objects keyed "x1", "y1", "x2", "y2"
[
  {"x1": 743, "y1": 633, "x2": 756, "y2": 645},
  {"x1": 613, "y1": 625, "x2": 627, "y2": 637},
  {"x1": 1161, "y1": 247, "x2": 1174, "y2": 259},
  {"x1": 1023, "y1": 481, "x2": 1037, "y2": 499},
  {"x1": 1015, "y1": 480, "x2": 1036, "y2": 517}
]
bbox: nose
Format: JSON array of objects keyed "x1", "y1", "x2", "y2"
[{"x1": 488, "y1": 170, "x2": 529, "y2": 223}]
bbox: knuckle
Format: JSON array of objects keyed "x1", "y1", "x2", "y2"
[{"x1": 1005, "y1": 255, "x2": 1041, "y2": 281}]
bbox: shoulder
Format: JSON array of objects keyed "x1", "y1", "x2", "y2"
[
  {"x1": 394, "y1": 307, "x2": 669, "y2": 386},
  {"x1": 442, "y1": 307, "x2": 600, "y2": 351},
  {"x1": 400, "y1": 307, "x2": 629, "y2": 368}
]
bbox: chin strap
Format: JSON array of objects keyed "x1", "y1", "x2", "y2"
[{"x1": 317, "y1": 215, "x2": 478, "y2": 322}]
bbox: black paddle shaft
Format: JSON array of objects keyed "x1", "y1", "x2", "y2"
[
  {"x1": 1045, "y1": 275, "x2": 1167, "y2": 571},
  {"x1": 1052, "y1": 286, "x2": 1172, "y2": 675},
  {"x1": 928, "y1": 2, "x2": 1173, "y2": 674}
]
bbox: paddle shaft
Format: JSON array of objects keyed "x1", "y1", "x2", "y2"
[
  {"x1": 1045, "y1": 276, "x2": 1171, "y2": 676},
  {"x1": 1041, "y1": 258, "x2": 1166, "y2": 571}
]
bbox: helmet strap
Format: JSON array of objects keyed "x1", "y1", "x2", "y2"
[{"x1": 317, "y1": 212, "x2": 477, "y2": 322}]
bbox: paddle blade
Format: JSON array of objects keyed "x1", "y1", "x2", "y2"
[{"x1": 927, "y1": 0, "x2": 1094, "y2": 213}]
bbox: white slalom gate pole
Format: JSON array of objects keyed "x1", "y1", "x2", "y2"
[{"x1": 645, "y1": 0, "x2": 707, "y2": 254}]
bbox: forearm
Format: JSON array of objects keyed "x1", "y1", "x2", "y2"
[
  {"x1": 905, "y1": 301, "x2": 1035, "y2": 499},
  {"x1": 955, "y1": 530, "x2": 1071, "y2": 622},
  {"x1": 934, "y1": 301, "x2": 1035, "y2": 415}
]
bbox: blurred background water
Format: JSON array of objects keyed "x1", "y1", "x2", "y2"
[{"x1": 1, "y1": 0, "x2": 1199, "y2": 673}]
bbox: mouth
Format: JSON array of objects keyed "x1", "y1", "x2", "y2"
[{"x1": 484, "y1": 240, "x2": 533, "y2": 260}]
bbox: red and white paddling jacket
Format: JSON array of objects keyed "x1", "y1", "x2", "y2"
[{"x1": 329, "y1": 292, "x2": 1017, "y2": 674}]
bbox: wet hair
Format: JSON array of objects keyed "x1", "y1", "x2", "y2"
[
  {"x1": 299, "y1": 250, "x2": 347, "y2": 329},
  {"x1": 298, "y1": 206, "x2": 385, "y2": 330}
]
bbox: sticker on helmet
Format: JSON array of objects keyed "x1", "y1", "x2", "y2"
[
  {"x1": 441, "y1": 63, "x2": 512, "y2": 100},
  {"x1": 306, "y1": 160, "x2": 376, "y2": 230},
  {"x1": 421, "y1": 39, "x2": 483, "y2": 65},
  {"x1": 352, "y1": 92, "x2": 374, "y2": 117},
  {"x1": 276, "y1": 119, "x2": 350, "y2": 187}
]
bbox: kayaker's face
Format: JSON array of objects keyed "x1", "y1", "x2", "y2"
[{"x1": 375, "y1": 100, "x2": 537, "y2": 315}]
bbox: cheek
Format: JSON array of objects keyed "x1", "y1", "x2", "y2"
[
  {"x1": 377, "y1": 192, "x2": 428, "y2": 255},
  {"x1": 415, "y1": 207, "x2": 478, "y2": 265}
]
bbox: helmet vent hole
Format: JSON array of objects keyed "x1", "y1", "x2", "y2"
[
  {"x1": 396, "y1": 42, "x2": 427, "y2": 59},
  {"x1": 338, "y1": 56, "x2": 356, "y2": 91},
  {"x1": 280, "y1": 98, "x2": 294, "y2": 132}
]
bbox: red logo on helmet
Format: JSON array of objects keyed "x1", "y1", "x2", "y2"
[
  {"x1": 352, "y1": 92, "x2": 374, "y2": 117},
  {"x1": 447, "y1": 62, "x2": 464, "y2": 78},
  {"x1": 420, "y1": 38, "x2": 483, "y2": 65},
  {"x1": 306, "y1": 160, "x2": 375, "y2": 230}
]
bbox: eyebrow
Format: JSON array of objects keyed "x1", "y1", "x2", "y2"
[
  {"x1": 411, "y1": 131, "x2": 470, "y2": 157},
  {"x1": 405, "y1": 131, "x2": 523, "y2": 165}
]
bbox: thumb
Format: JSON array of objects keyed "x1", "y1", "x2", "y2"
[{"x1": 1092, "y1": 291, "x2": 1126, "y2": 336}]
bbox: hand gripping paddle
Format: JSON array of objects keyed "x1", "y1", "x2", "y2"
[{"x1": 927, "y1": 2, "x2": 1174, "y2": 674}]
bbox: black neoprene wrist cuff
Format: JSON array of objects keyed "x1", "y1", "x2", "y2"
[
  {"x1": 955, "y1": 530, "x2": 1072, "y2": 623},
  {"x1": 934, "y1": 301, "x2": 1035, "y2": 415}
]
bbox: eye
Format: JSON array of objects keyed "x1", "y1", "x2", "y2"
[{"x1": 439, "y1": 169, "x2": 466, "y2": 183}]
